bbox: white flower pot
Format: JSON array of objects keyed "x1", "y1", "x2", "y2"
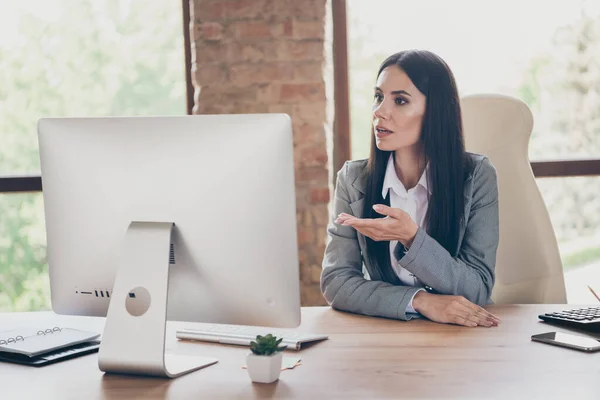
[{"x1": 246, "y1": 352, "x2": 283, "y2": 383}]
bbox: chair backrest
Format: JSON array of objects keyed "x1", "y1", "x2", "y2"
[{"x1": 461, "y1": 94, "x2": 567, "y2": 304}]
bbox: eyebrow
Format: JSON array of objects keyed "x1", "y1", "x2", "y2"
[{"x1": 374, "y1": 87, "x2": 412, "y2": 97}]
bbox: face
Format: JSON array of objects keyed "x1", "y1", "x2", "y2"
[{"x1": 372, "y1": 66, "x2": 427, "y2": 152}]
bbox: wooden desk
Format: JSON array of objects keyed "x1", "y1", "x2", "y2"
[{"x1": 2, "y1": 305, "x2": 600, "y2": 399}]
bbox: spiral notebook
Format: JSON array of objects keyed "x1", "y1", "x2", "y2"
[{"x1": 0, "y1": 326, "x2": 101, "y2": 366}]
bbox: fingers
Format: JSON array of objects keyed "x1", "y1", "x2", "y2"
[
  {"x1": 465, "y1": 301, "x2": 501, "y2": 326},
  {"x1": 372, "y1": 204, "x2": 394, "y2": 216},
  {"x1": 334, "y1": 214, "x2": 375, "y2": 240},
  {"x1": 334, "y1": 213, "x2": 364, "y2": 226},
  {"x1": 373, "y1": 204, "x2": 408, "y2": 220},
  {"x1": 455, "y1": 315, "x2": 478, "y2": 328},
  {"x1": 452, "y1": 304, "x2": 482, "y2": 328},
  {"x1": 465, "y1": 309, "x2": 494, "y2": 328},
  {"x1": 475, "y1": 305, "x2": 502, "y2": 325},
  {"x1": 335, "y1": 214, "x2": 375, "y2": 232},
  {"x1": 334, "y1": 213, "x2": 352, "y2": 224},
  {"x1": 453, "y1": 298, "x2": 501, "y2": 328}
]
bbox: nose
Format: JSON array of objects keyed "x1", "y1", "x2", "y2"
[{"x1": 373, "y1": 99, "x2": 390, "y2": 120}]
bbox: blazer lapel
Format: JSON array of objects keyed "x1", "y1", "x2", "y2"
[
  {"x1": 351, "y1": 166, "x2": 368, "y2": 196},
  {"x1": 349, "y1": 166, "x2": 368, "y2": 256}
]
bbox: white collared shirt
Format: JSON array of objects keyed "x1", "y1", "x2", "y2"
[{"x1": 381, "y1": 154, "x2": 430, "y2": 312}]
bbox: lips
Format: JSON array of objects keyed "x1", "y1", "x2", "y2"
[{"x1": 375, "y1": 125, "x2": 394, "y2": 137}]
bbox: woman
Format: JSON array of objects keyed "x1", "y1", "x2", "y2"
[{"x1": 321, "y1": 50, "x2": 501, "y2": 327}]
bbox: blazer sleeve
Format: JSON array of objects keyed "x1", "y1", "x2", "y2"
[
  {"x1": 395, "y1": 157, "x2": 499, "y2": 306},
  {"x1": 320, "y1": 162, "x2": 423, "y2": 321}
]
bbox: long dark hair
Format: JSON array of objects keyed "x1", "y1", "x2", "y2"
[{"x1": 363, "y1": 49, "x2": 473, "y2": 284}]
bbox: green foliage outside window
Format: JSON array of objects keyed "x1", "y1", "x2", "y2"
[{"x1": 0, "y1": 0, "x2": 185, "y2": 312}]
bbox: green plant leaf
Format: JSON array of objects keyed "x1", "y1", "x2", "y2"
[{"x1": 250, "y1": 333, "x2": 287, "y2": 355}]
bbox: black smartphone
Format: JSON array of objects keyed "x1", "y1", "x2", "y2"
[{"x1": 531, "y1": 332, "x2": 600, "y2": 352}]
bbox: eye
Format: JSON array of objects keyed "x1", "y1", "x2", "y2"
[
  {"x1": 395, "y1": 97, "x2": 407, "y2": 106},
  {"x1": 374, "y1": 93, "x2": 383, "y2": 102}
]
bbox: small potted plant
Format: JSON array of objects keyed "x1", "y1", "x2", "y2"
[{"x1": 246, "y1": 334, "x2": 287, "y2": 383}]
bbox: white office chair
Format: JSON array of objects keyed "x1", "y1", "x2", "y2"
[{"x1": 461, "y1": 94, "x2": 567, "y2": 304}]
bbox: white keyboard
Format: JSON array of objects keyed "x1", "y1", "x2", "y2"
[{"x1": 176, "y1": 323, "x2": 328, "y2": 351}]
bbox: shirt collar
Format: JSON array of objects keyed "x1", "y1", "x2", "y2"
[{"x1": 381, "y1": 154, "x2": 431, "y2": 199}]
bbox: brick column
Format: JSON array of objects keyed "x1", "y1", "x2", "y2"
[{"x1": 190, "y1": 0, "x2": 330, "y2": 306}]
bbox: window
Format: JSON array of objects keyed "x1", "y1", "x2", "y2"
[
  {"x1": 0, "y1": 193, "x2": 48, "y2": 311},
  {"x1": 0, "y1": 0, "x2": 188, "y2": 311},
  {"x1": 347, "y1": 0, "x2": 600, "y2": 161},
  {"x1": 537, "y1": 177, "x2": 600, "y2": 303},
  {"x1": 339, "y1": 0, "x2": 600, "y2": 303}
]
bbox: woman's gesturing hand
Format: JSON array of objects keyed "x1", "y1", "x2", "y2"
[{"x1": 334, "y1": 204, "x2": 418, "y2": 247}]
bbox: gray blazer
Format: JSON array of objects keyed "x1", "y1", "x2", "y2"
[{"x1": 320, "y1": 153, "x2": 499, "y2": 321}]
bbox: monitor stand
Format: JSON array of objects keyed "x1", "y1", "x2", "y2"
[{"x1": 98, "y1": 221, "x2": 218, "y2": 378}]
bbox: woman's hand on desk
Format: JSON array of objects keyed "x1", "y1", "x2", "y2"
[{"x1": 412, "y1": 291, "x2": 501, "y2": 327}]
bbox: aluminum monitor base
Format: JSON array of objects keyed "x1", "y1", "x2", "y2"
[{"x1": 98, "y1": 221, "x2": 218, "y2": 378}]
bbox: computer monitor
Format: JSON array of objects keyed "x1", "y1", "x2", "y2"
[{"x1": 38, "y1": 114, "x2": 301, "y2": 377}]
